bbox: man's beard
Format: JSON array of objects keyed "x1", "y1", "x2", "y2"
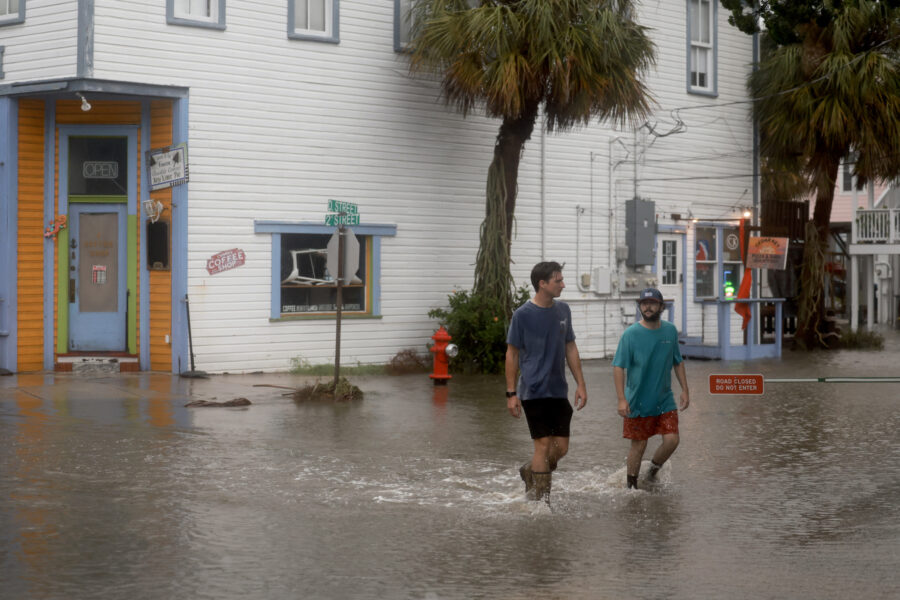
[{"x1": 643, "y1": 308, "x2": 662, "y2": 322}]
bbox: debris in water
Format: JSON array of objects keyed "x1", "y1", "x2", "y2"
[
  {"x1": 293, "y1": 378, "x2": 363, "y2": 402},
  {"x1": 185, "y1": 398, "x2": 252, "y2": 407}
]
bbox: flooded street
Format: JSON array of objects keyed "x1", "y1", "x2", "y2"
[{"x1": 2, "y1": 331, "x2": 900, "y2": 600}]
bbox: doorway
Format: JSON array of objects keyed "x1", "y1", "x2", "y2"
[{"x1": 657, "y1": 233, "x2": 683, "y2": 322}]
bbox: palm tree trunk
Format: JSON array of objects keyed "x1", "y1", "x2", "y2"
[
  {"x1": 473, "y1": 106, "x2": 539, "y2": 316},
  {"x1": 796, "y1": 156, "x2": 840, "y2": 348},
  {"x1": 495, "y1": 107, "x2": 538, "y2": 242}
]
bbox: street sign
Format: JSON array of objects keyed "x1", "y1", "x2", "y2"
[
  {"x1": 326, "y1": 228, "x2": 360, "y2": 283},
  {"x1": 709, "y1": 374, "x2": 764, "y2": 395},
  {"x1": 327, "y1": 199, "x2": 358, "y2": 215},
  {"x1": 325, "y1": 213, "x2": 360, "y2": 227}
]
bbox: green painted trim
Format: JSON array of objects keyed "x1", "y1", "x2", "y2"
[
  {"x1": 56, "y1": 228, "x2": 69, "y2": 354},
  {"x1": 68, "y1": 195, "x2": 127, "y2": 204},
  {"x1": 127, "y1": 214, "x2": 137, "y2": 354}
]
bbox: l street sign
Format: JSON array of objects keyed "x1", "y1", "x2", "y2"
[{"x1": 327, "y1": 199, "x2": 358, "y2": 215}]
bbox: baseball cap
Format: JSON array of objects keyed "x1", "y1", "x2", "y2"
[{"x1": 638, "y1": 288, "x2": 663, "y2": 303}]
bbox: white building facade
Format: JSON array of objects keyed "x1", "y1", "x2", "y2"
[{"x1": 1, "y1": 1, "x2": 771, "y2": 374}]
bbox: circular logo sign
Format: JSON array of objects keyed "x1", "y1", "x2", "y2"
[{"x1": 726, "y1": 233, "x2": 740, "y2": 251}]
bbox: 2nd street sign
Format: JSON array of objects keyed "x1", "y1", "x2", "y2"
[
  {"x1": 325, "y1": 213, "x2": 360, "y2": 226},
  {"x1": 327, "y1": 199, "x2": 358, "y2": 215}
]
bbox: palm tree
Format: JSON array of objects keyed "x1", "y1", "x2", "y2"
[
  {"x1": 407, "y1": 0, "x2": 655, "y2": 315},
  {"x1": 725, "y1": 0, "x2": 900, "y2": 347}
]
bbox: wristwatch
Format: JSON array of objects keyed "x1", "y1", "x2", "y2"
[{"x1": 506, "y1": 390, "x2": 517, "y2": 398}]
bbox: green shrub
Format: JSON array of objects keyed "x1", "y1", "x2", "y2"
[
  {"x1": 428, "y1": 286, "x2": 531, "y2": 374},
  {"x1": 837, "y1": 329, "x2": 884, "y2": 350}
]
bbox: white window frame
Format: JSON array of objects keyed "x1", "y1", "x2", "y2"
[
  {"x1": 0, "y1": 0, "x2": 25, "y2": 27},
  {"x1": 394, "y1": 0, "x2": 414, "y2": 52},
  {"x1": 289, "y1": 0, "x2": 339, "y2": 44},
  {"x1": 843, "y1": 161, "x2": 854, "y2": 192},
  {"x1": 687, "y1": 0, "x2": 716, "y2": 96},
  {"x1": 167, "y1": 0, "x2": 226, "y2": 30},
  {"x1": 661, "y1": 239, "x2": 679, "y2": 286},
  {"x1": 694, "y1": 226, "x2": 742, "y2": 300}
]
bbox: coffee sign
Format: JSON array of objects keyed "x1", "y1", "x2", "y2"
[{"x1": 206, "y1": 248, "x2": 246, "y2": 275}]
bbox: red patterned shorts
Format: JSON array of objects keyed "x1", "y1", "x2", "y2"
[{"x1": 623, "y1": 410, "x2": 679, "y2": 440}]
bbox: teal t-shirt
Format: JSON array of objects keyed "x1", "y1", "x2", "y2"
[{"x1": 612, "y1": 321, "x2": 683, "y2": 417}]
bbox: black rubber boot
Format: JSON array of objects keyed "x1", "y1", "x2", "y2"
[
  {"x1": 519, "y1": 462, "x2": 534, "y2": 496},
  {"x1": 647, "y1": 461, "x2": 662, "y2": 483},
  {"x1": 530, "y1": 471, "x2": 552, "y2": 504}
]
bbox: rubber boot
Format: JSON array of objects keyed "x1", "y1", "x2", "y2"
[
  {"x1": 519, "y1": 462, "x2": 534, "y2": 496},
  {"x1": 646, "y1": 460, "x2": 662, "y2": 483},
  {"x1": 530, "y1": 471, "x2": 552, "y2": 504}
]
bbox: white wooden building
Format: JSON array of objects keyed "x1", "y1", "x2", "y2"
[{"x1": 1, "y1": 1, "x2": 771, "y2": 374}]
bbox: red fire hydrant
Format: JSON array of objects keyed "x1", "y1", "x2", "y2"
[{"x1": 429, "y1": 326, "x2": 458, "y2": 384}]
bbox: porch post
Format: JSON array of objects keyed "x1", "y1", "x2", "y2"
[
  {"x1": 0, "y1": 97, "x2": 17, "y2": 374},
  {"x1": 867, "y1": 256, "x2": 874, "y2": 329},
  {"x1": 851, "y1": 254, "x2": 859, "y2": 332}
]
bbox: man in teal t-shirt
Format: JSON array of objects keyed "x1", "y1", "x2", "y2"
[{"x1": 613, "y1": 288, "x2": 690, "y2": 489}]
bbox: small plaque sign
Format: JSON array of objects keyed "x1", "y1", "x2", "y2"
[
  {"x1": 147, "y1": 143, "x2": 189, "y2": 191},
  {"x1": 206, "y1": 248, "x2": 246, "y2": 275}
]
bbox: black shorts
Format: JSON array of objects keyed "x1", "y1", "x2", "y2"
[{"x1": 521, "y1": 397, "x2": 573, "y2": 439}]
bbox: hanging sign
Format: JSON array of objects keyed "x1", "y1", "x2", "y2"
[
  {"x1": 206, "y1": 248, "x2": 246, "y2": 275},
  {"x1": 147, "y1": 143, "x2": 189, "y2": 191},
  {"x1": 746, "y1": 237, "x2": 789, "y2": 270}
]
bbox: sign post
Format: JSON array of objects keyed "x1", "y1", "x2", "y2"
[{"x1": 326, "y1": 200, "x2": 360, "y2": 389}]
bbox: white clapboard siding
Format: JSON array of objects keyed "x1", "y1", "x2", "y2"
[
  {"x1": 82, "y1": 0, "x2": 755, "y2": 371},
  {"x1": 0, "y1": 0, "x2": 79, "y2": 81}
]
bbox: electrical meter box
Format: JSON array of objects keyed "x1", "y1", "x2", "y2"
[{"x1": 625, "y1": 197, "x2": 656, "y2": 267}]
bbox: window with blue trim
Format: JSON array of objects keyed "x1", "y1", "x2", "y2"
[
  {"x1": 0, "y1": 0, "x2": 24, "y2": 26},
  {"x1": 695, "y1": 226, "x2": 741, "y2": 299},
  {"x1": 289, "y1": 0, "x2": 339, "y2": 43},
  {"x1": 687, "y1": 0, "x2": 716, "y2": 94},
  {"x1": 256, "y1": 221, "x2": 396, "y2": 319},
  {"x1": 167, "y1": 0, "x2": 226, "y2": 30}
]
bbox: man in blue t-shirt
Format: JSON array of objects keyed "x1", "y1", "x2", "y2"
[
  {"x1": 613, "y1": 288, "x2": 690, "y2": 490},
  {"x1": 506, "y1": 262, "x2": 588, "y2": 503}
]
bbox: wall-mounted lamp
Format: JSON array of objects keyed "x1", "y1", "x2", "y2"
[
  {"x1": 77, "y1": 93, "x2": 91, "y2": 112},
  {"x1": 742, "y1": 208, "x2": 752, "y2": 218}
]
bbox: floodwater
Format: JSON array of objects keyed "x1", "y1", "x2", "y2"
[{"x1": 2, "y1": 332, "x2": 900, "y2": 600}]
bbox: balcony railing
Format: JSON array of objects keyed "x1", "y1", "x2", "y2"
[{"x1": 853, "y1": 208, "x2": 900, "y2": 243}]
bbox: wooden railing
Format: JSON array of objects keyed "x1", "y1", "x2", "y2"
[{"x1": 853, "y1": 208, "x2": 900, "y2": 243}]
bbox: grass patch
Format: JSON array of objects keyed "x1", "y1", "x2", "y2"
[
  {"x1": 289, "y1": 349, "x2": 429, "y2": 376},
  {"x1": 837, "y1": 329, "x2": 885, "y2": 350},
  {"x1": 289, "y1": 358, "x2": 387, "y2": 376}
]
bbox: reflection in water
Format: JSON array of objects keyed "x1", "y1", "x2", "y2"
[{"x1": 1, "y1": 336, "x2": 900, "y2": 599}]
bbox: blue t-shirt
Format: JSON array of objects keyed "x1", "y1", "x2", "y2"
[
  {"x1": 612, "y1": 320, "x2": 683, "y2": 417},
  {"x1": 506, "y1": 300, "x2": 575, "y2": 401}
]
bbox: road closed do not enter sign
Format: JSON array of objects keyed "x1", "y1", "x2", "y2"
[{"x1": 709, "y1": 374, "x2": 764, "y2": 395}]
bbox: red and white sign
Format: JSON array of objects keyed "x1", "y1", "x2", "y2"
[
  {"x1": 206, "y1": 248, "x2": 246, "y2": 275},
  {"x1": 709, "y1": 374, "x2": 764, "y2": 395}
]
